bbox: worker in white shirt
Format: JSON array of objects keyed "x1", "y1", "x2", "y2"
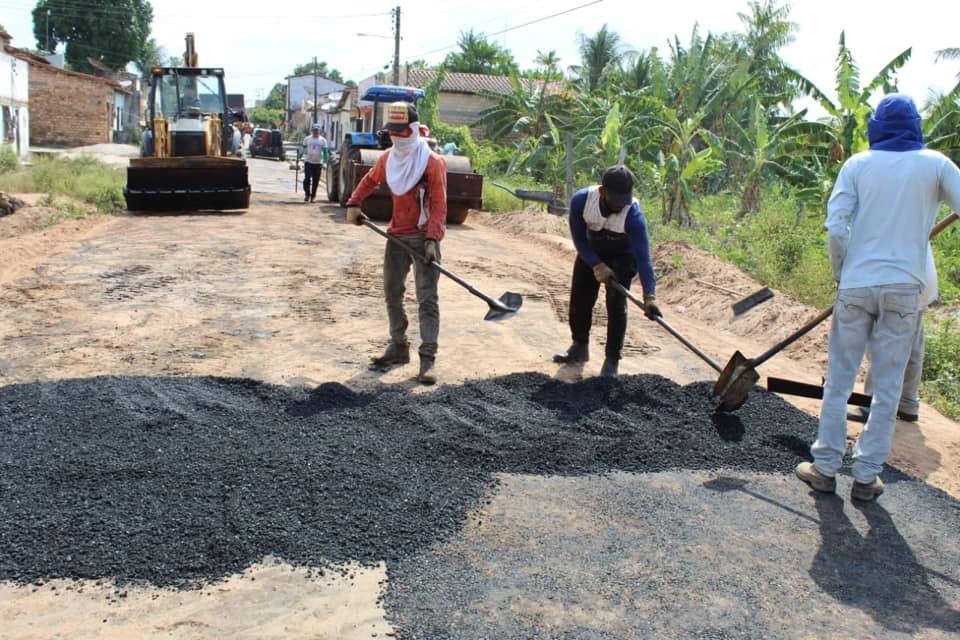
[
  {"x1": 301, "y1": 123, "x2": 328, "y2": 202},
  {"x1": 796, "y1": 94, "x2": 960, "y2": 501}
]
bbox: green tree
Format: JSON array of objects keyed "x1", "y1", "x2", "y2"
[
  {"x1": 134, "y1": 36, "x2": 165, "y2": 76},
  {"x1": 443, "y1": 29, "x2": 518, "y2": 75},
  {"x1": 728, "y1": 99, "x2": 832, "y2": 217},
  {"x1": 292, "y1": 60, "x2": 345, "y2": 83},
  {"x1": 572, "y1": 24, "x2": 625, "y2": 92},
  {"x1": 249, "y1": 107, "x2": 283, "y2": 128},
  {"x1": 736, "y1": 0, "x2": 799, "y2": 109},
  {"x1": 32, "y1": 0, "x2": 153, "y2": 74},
  {"x1": 263, "y1": 83, "x2": 286, "y2": 110},
  {"x1": 787, "y1": 31, "x2": 911, "y2": 164}
]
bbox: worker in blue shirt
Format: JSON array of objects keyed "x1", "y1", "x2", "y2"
[{"x1": 553, "y1": 165, "x2": 660, "y2": 378}]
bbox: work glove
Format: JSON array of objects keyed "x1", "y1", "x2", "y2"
[
  {"x1": 346, "y1": 206, "x2": 366, "y2": 226},
  {"x1": 643, "y1": 294, "x2": 662, "y2": 320},
  {"x1": 592, "y1": 262, "x2": 615, "y2": 283},
  {"x1": 423, "y1": 239, "x2": 440, "y2": 264}
]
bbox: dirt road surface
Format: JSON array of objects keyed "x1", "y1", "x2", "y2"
[{"x1": 1, "y1": 155, "x2": 958, "y2": 638}]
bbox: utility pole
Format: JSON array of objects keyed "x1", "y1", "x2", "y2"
[
  {"x1": 312, "y1": 56, "x2": 318, "y2": 126},
  {"x1": 392, "y1": 6, "x2": 400, "y2": 85}
]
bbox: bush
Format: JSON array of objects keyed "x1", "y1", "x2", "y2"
[
  {"x1": 0, "y1": 144, "x2": 18, "y2": 173},
  {"x1": 921, "y1": 315, "x2": 960, "y2": 420},
  {"x1": 0, "y1": 154, "x2": 125, "y2": 214}
]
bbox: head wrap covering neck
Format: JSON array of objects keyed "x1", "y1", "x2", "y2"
[
  {"x1": 386, "y1": 122, "x2": 432, "y2": 195},
  {"x1": 867, "y1": 93, "x2": 925, "y2": 152}
]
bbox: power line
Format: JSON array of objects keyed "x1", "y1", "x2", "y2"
[{"x1": 409, "y1": 0, "x2": 605, "y2": 59}]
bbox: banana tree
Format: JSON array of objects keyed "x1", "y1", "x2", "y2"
[
  {"x1": 785, "y1": 31, "x2": 911, "y2": 165},
  {"x1": 728, "y1": 99, "x2": 834, "y2": 217},
  {"x1": 651, "y1": 108, "x2": 723, "y2": 226}
]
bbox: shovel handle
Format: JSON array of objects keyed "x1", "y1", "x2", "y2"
[
  {"x1": 360, "y1": 218, "x2": 516, "y2": 313},
  {"x1": 608, "y1": 280, "x2": 724, "y2": 372},
  {"x1": 752, "y1": 211, "x2": 959, "y2": 368}
]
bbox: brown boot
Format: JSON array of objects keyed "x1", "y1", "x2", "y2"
[
  {"x1": 371, "y1": 341, "x2": 410, "y2": 368},
  {"x1": 417, "y1": 357, "x2": 437, "y2": 385}
]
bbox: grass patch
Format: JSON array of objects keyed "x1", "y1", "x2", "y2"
[
  {"x1": 921, "y1": 315, "x2": 960, "y2": 420},
  {"x1": 0, "y1": 154, "x2": 125, "y2": 214},
  {"x1": 0, "y1": 144, "x2": 19, "y2": 173},
  {"x1": 482, "y1": 175, "x2": 554, "y2": 213}
]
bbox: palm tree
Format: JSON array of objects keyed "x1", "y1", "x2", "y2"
[
  {"x1": 574, "y1": 24, "x2": 625, "y2": 92},
  {"x1": 736, "y1": 0, "x2": 799, "y2": 109}
]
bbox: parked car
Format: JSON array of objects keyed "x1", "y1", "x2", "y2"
[{"x1": 249, "y1": 128, "x2": 285, "y2": 160}]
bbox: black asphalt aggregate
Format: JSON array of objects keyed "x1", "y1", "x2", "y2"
[{"x1": 1, "y1": 372, "x2": 958, "y2": 637}]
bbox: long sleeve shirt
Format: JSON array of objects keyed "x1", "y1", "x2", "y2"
[
  {"x1": 826, "y1": 149, "x2": 960, "y2": 290},
  {"x1": 346, "y1": 151, "x2": 448, "y2": 241},
  {"x1": 568, "y1": 188, "x2": 656, "y2": 296}
]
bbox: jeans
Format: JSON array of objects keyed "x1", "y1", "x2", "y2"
[
  {"x1": 383, "y1": 236, "x2": 441, "y2": 359},
  {"x1": 864, "y1": 314, "x2": 925, "y2": 416},
  {"x1": 567, "y1": 231, "x2": 636, "y2": 361},
  {"x1": 303, "y1": 162, "x2": 322, "y2": 198},
  {"x1": 812, "y1": 284, "x2": 920, "y2": 482}
]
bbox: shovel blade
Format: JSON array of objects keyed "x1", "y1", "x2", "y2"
[
  {"x1": 484, "y1": 291, "x2": 523, "y2": 321},
  {"x1": 713, "y1": 350, "x2": 760, "y2": 412}
]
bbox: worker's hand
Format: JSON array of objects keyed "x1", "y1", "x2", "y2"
[
  {"x1": 423, "y1": 239, "x2": 440, "y2": 264},
  {"x1": 643, "y1": 294, "x2": 662, "y2": 320},
  {"x1": 592, "y1": 263, "x2": 615, "y2": 283},
  {"x1": 346, "y1": 206, "x2": 366, "y2": 226}
]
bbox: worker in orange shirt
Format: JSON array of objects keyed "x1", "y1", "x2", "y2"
[{"x1": 345, "y1": 101, "x2": 447, "y2": 384}]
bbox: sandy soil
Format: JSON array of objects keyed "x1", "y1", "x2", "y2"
[{"x1": 0, "y1": 156, "x2": 957, "y2": 637}]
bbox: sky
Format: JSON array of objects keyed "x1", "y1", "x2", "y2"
[{"x1": 1, "y1": 0, "x2": 958, "y2": 110}]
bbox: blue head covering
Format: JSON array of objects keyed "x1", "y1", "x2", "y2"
[{"x1": 867, "y1": 94, "x2": 924, "y2": 152}]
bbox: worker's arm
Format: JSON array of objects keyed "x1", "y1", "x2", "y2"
[
  {"x1": 425, "y1": 155, "x2": 448, "y2": 240},
  {"x1": 568, "y1": 189, "x2": 602, "y2": 267},
  {"x1": 825, "y1": 162, "x2": 858, "y2": 281},
  {"x1": 624, "y1": 206, "x2": 656, "y2": 297},
  {"x1": 941, "y1": 156, "x2": 960, "y2": 213},
  {"x1": 346, "y1": 152, "x2": 388, "y2": 206}
]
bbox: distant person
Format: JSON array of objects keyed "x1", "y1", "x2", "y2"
[
  {"x1": 796, "y1": 94, "x2": 960, "y2": 502},
  {"x1": 345, "y1": 101, "x2": 447, "y2": 385},
  {"x1": 552, "y1": 165, "x2": 659, "y2": 378},
  {"x1": 301, "y1": 124, "x2": 328, "y2": 203},
  {"x1": 855, "y1": 244, "x2": 938, "y2": 423},
  {"x1": 231, "y1": 124, "x2": 242, "y2": 157}
]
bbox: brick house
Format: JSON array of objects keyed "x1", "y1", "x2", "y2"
[
  {"x1": 0, "y1": 31, "x2": 30, "y2": 159},
  {"x1": 24, "y1": 58, "x2": 124, "y2": 147}
]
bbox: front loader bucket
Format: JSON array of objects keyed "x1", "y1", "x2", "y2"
[{"x1": 125, "y1": 157, "x2": 251, "y2": 212}]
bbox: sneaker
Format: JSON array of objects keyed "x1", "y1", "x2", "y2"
[
  {"x1": 600, "y1": 358, "x2": 619, "y2": 378},
  {"x1": 417, "y1": 358, "x2": 437, "y2": 385},
  {"x1": 851, "y1": 476, "x2": 884, "y2": 501},
  {"x1": 303, "y1": 194, "x2": 310, "y2": 202},
  {"x1": 371, "y1": 342, "x2": 410, "y2": 368},
  {"x1": 795, "y1": 462, "x2": 837, "y2": 494},
  {"x1": 553, "y1": 342, "x2": 589, "y2": 364}
]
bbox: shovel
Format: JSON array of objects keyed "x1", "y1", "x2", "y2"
[
  {"x1": 713, "y1": 211, "x2": 959, "y2": 412},
  {"x1": 360, "y1": 218, "x2": 522, "y2": 320},
  {"x1": 607, "y1": 279, "x2": 724, "y2": 373}
]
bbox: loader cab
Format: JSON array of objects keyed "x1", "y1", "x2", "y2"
[{"x1": 145, "y1": 67, "x2": 233, "y2": 157}]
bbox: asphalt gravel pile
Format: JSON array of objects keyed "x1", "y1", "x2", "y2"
[{"x1": 0, "y1": 373, "x2": 819, "y2": 587}]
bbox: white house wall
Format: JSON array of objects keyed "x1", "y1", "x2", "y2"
[{"x1": 1, "y1": 49, "x2": 30, "y2": 159}]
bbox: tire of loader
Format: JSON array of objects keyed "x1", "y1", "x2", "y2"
[
  {"x1": 338, "y1": 146, "x2": 363, "y2": 208},
  {"x1": 326, "y1": 158, "x2": 339, "y2": 202}
]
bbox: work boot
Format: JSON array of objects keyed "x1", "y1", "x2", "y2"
[
  {"x1": 553, "y1": 341, "x2": 589, "y2": 364},
  {"x1": 303, "y1": 193, "x2": 310, "y2": 202},
  {"x1": 417, "y1": 357, "x2": 437, "y2": 385},
  {"x1": 851, "y1": 476, "x2": 884, "y2": 501},
  {"x1": 371, "y1": 341, "x2": 410, "y2": 368},
  {"x1": 795, "y1": 462, "x2": 836, "y2": 494},
  {"x1": 600, "y1": 357, "x2": 619, "y2": 378}
]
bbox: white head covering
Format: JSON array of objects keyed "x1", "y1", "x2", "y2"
[{"x1": 385, "y1": 122, "x2": 432, "y2": 195}]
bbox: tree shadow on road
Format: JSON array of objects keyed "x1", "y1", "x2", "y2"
[{"x1": 811, "y1": 493, "x2": 960, "y2": 635}]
